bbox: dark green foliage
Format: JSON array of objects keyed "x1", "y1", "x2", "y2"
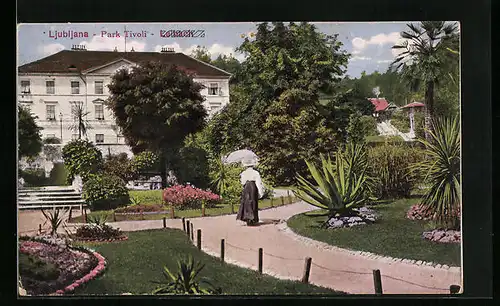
[
  {"x1": 107, "y1": 61, "x2": 208, "y2": 183},
  {"x1": 173, "y1": 135, "x2": 211, "y2": 189},
  {"x1": 82, "y1": 174, "x2": 130, "y2": 211},
  {"x1": 209, "y1": 161, "x2": 244, "y2": 205},
  {"x1": 48, "y1": 163, "x2": 70, "y2": 186},
  {"x1": 41, "y1": 208, "x2": 69, "y2": 236},
  {"x1": 131, "y1": 151, "x2": 160, "y2": 174},
  {"x1": 152, "y1": 256, "x2": 220, "y2": 295},
  {"x1": 19, "y1": 168, "x2": 47, "y2": 187},
  {"x1": 19, "y1": 253, "x2": 60, "y2": 281},
  {"x1": 68, "y1": 103, "x2": 93, "y2": 139},
  {"x1": 18, "y1": 106, "x2": 43, "y2": 159},
  {"x1": 347, "y1": 114, "x2": 378, "y2": 143},
  {"x1": 74, "y1": 224, "x2": 123, "y2": 240},
  {"x1": 62, "y1": 139, "x2": 104, "y2": 183},
  {"x1": 104, "y1": 153, "x2": 136, "y2": 182},
  {"x1": 367, "y1": 144, "x2": 424, "y2": 199},
  {"x1": 43, "y1": 144, "x2": 62, "y2": 162},
  {"x1": 43, "y1": 137, "x2": 61, "y2": 144}
]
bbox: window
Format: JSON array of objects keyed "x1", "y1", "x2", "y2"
[
  {"x1": 19, "y1": 102, "x2": 32, "y2": 112},
  {"x1": 208, "y1": 83, "x2": 219, "y2": 95},
  {"x1": 95, "y1": 81, "x2": 104, "y2": 94},
  {"x1": 95, "y1": 104, "x2": 104, "y2": 120},
  {"x1": 46, "y1": 105, "x2": 56, "y2": 120},
  {"x1": 117, "y1": 135, "x2": 124, "y2": 144},
  {"x1": 95, "y1": 134, "x2": 104, "y2": 144},
  {"x1": 71, "y1": 81, "x2": 80, "y2": 94},
  {"x1": 71, "y1": 134, "x2": 79, "y2": 140},
  {"x1": 21, "y1": 80, "x2": 30, "y2": 93},
  {"x1": 46, "y1": 81, "x2": 55, "y2": 94}
]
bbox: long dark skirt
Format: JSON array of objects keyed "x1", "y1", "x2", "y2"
[{"x1": 236, "y1": 180, "x2": 259, "y2": 224}]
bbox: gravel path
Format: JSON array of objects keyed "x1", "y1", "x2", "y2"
[{"x1": 18, "y1": 202, "x2": 462, "y2": 294}]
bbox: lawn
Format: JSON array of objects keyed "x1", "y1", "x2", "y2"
[
  {"x1": 287, "y1": 197, "x2": 461, "y2": 267},
  {"x1": 69, "y1": 194, "x2": 298, "y2": 223},
  {"x1": 71, "y1": 229, "x2": 345, "y2": 295}
]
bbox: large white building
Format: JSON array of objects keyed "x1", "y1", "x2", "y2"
[{"x1": 17, "y1": 46, "x2": 231, "y2": 157}]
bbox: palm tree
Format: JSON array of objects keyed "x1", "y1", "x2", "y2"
[
  {"x1": 391, "y1": 21, "x2": 459, "y2": 140},
  {"x1": 68, "y1": 103, "x2": 92, "y2": 139}
]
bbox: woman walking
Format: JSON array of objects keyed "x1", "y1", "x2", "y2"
[{"x1": 236, "y1": 159, "x2": 264, "y2": 226}]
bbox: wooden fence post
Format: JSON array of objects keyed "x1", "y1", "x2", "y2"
[
  {"x1": 450, "y1": 285, "x2": 461, "y2": 294},
  {"x1": 182, "y1": 218, "x2": 186, "y2": 232},
  {"x1": 220, "y1": 239, "x2": 225, "y2": 262},
  {"x1": 162, "y1": 217, "x2": 166, "y2": 228},
  {"x1": 190, "y1": 223, "x2": 194, "y2": 241},
  {"x1": 230, "y1": 203, "x2": 234, "y2": 214},
  {"x1": 258, "y1": 248, "x2": 263, "y2": 274},
  {"x1": 281, "y1": 196, "x2": 284, "y2": 206},
  {"x1": 170, "y1": 206, "x2": 175, "y2": 219},
  {"x1": 270, "y1": 197, "x2": 274, "y2": 207},
  {"x1": 68, "y1": 207, "x2": 73, "y2": 221},
  {"x1": 38, "y1": 224, "x2": 42, "y2": 235},
  {"x1": 302, "y1": 257, "x2": 312, "y2": 283},
  {"x1": 373, "y1": 269, "x2": 383, "y2": 295},
  {"x1": 84, "y1": 208, "x2": 88, "y2": 223},
  {"x1": 197, "y1": 229, "x2": 202, "y2": 250},
  {"x1": 140, "y1": 209, "x2": 144, "y2": 220},
  {"x1": 113, "y1": 211, "x2": 117, "y2": 222},
  {"x1": 186, "y1": 220, "x2": 190, "y2": 236}
]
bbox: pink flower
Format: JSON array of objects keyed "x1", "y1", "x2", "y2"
[{"x1": 56, "y1": 290, "x2": 64, "y2": 294}]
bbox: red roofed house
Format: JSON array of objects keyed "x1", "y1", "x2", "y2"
[
  {"x1": 17, "y1": 45, "x2": 231, "y2": 157},
  {"x1": 368, "y1": 98, "x2": 397, "y2": 121}
]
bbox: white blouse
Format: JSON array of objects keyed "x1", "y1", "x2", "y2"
[{"x1": 240, "y1": 167, "x2": 265, "y2": 199}]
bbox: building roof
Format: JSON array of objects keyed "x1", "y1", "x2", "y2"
[
  {"x1": 368, "y1": 98, "x2": 390, "y2": 112},
  {"x1": 401, "y1": 101, "x2": 425, "y2": 108},
  {"x1": 18, "y1": 50, "x2": 231, "y2": 77}
]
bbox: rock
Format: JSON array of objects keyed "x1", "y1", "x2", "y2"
[
  {"x1": 442, "y1": 265, "x2": 449, "y2": 269},
  {"x1": 416, "y1": 260, "x2": 423, "y2": 265},
  {"x1": 435, "y1": 264, "x2": 442, "y2": 269}
]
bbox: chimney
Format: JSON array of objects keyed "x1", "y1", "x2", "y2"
[
  {"x1": 160, "y1": 47, "x2": 175, "y2": 53},
  {"x1": 113, "y1": 47, "x2": 118, "y2": 52},
  {"x1": 71, "y1": 44, "x2": 87, "y2": 51},
  {"x1": 130, "y1": 47, "x2": 135, "y2": 52}
]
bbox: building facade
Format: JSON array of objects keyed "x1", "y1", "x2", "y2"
[{"x1": 18, "y1": 47, "x2": 231, "y2": 157}]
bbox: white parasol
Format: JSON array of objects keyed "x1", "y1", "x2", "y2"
[{"x1": 222, "y1": 149, "x2": 259, "y2": 167}]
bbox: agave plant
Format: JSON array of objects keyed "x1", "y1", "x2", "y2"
[
  {"x1": 414, "y1": 116, "x2": 461, "y2": 229},
  {"x1": 151, "y1": 256, "x2": 220, "y2": 295},
  {"x1": 342, "y1": 143, "x2": 377, "y2": 202},
  {"x1": 210, "y1": 156, "x2": 231, "y2": 196},
  {"x1": 41, "y1": 208, "x2": 70, "y2": 236},
  {"x1": 87, "y1": 214, "x2": 109, "y2": 226},
  {"x1": 293, "y1": 149, "x2": 368, "y2": 218}
]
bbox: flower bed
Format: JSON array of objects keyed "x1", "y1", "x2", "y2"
[
  {"x1": 72, "y1": 224, "x2": 127, "y2": 242},
  {"x1": 422, "y1": 229, "x2": 461, "y2": 244},
  {"x1": 18, "y1": 236, "x2": 106, "y2": 295},
  {"x1": 163, "y1": 184, "x2": 221, "y2": 209},
  {"x1": 406, "y1": 204, "x2": 434, "y2": 221}
]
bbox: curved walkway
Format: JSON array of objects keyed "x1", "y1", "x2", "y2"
[{"x1": 58, "y1": 201, "x2": 462, "y2": 294}]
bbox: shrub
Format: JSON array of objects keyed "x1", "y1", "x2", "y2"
[
  {"x1": 43, "y1": 144, "x2": 62, "y2": 162},
  {"x1": 367, "y1": 144, "x2": 424, "y2": 199},
  {"x1": 104, "y1": 153, "x2": 136, "y2": 181},
  {"x1": 48, "y1": 163, "x2": 69, "y2": 186},
  {"x1": 19, "y1": 253, "x2": 60, "y2": 281},
  {"x1": 347, "y1": 113, "x2": 378, "y2": 143},
  {"x1": 82, "y1": 174, "x2": 130, "y2": 211},
  {"x1": 74, "y1": 224, "x2": 124, "y2": 240},
  {"x1": 162, "y1": 184, "x2": 221, "y2": 209},
  {"x1": 129, "y1": 190, "x2": 164, "y2": 205},
  {"x1": 209, "y1": 159, "x2": 244, "y2": 205},
  {"x1": 19, "y1": 168, "x2": 47, "y2": 186},
  {"x1": 62, "y1": 139, "x2": 104, "y2": 183},
  {"x1": 132, "y1": 151, "x2": 160, "y2": 173},
  {"x1": 175, "y1": 146, "x2": 210, "y2": 189}
]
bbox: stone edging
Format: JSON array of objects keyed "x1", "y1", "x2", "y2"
[
  {"x1": 72, "y1": 235, "x2": 129, "y2": 243},
  {"x1": 53, "y1": 249, "x2": 107, "y2": 295},
  {"x1": 278, "y1": 221, "x2": 461, "y2": 273}
]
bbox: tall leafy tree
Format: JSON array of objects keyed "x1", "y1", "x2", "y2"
[
  {"x1": 391, "y1": 21, "x2": 459, "y2": 139},
  {"x1": 107, "y1": 61, "x2": 208, "y2": 186},
  {"x1": 18, "y1": 106, "x2": 43, "y2": 159},
  {"x1": 190, "y1": 46, "x2": 212, "y2": 63}
]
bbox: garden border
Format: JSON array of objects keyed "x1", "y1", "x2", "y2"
[
  {"x1": 280, "y1": 216, "x2": 461, "y2": 273},
  {"x1": 18, "y1": 237, "x2": 108, "y2": 296},
  {"x1": 71, "y1": 235, "x2": 129, "y2": 243}
]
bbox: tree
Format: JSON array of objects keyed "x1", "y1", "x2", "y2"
[
  {"x1": 107, "y1": 61, "x2": 208, "y2": 186},
  {"x1": 190, "y1": 46, "x2": 212, "y2": 63},
  {"x1": 68, "y1": 103, "x2": 92, "y2": 139},
  {"x1": 391, "y1": 21, "x2": 459, "y2": 139},
  {"x1": 18, "y1": 106, "x2": 43, "y2": 159},
  {"x1": 211, "y1": 54, "x2": 242, "y2": 77}
]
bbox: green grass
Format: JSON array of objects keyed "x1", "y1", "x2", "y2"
[
  {"x1": 365, "y1": 135, "x2": 405, "y2": 143},
  {"x1": 287, "y1": 198, "x2": 461, "y2": 266},
  {"x1": 128, "y1": 190, "x2": 163, "y2": 205},
  {"x1": 70, "y1": 196, "x2": 299, "y2": 223},
  {"x1": 71, "y1": 229, "x2": 344, "y2": 295}
]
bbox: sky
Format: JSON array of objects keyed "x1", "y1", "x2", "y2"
[{"x1": 17, "y1": 22, "x2": 439, "y2": 78}]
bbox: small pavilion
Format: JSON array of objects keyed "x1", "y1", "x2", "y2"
[{"x1": 400, "y1": 101, "x2": 425, "y2": 138}]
